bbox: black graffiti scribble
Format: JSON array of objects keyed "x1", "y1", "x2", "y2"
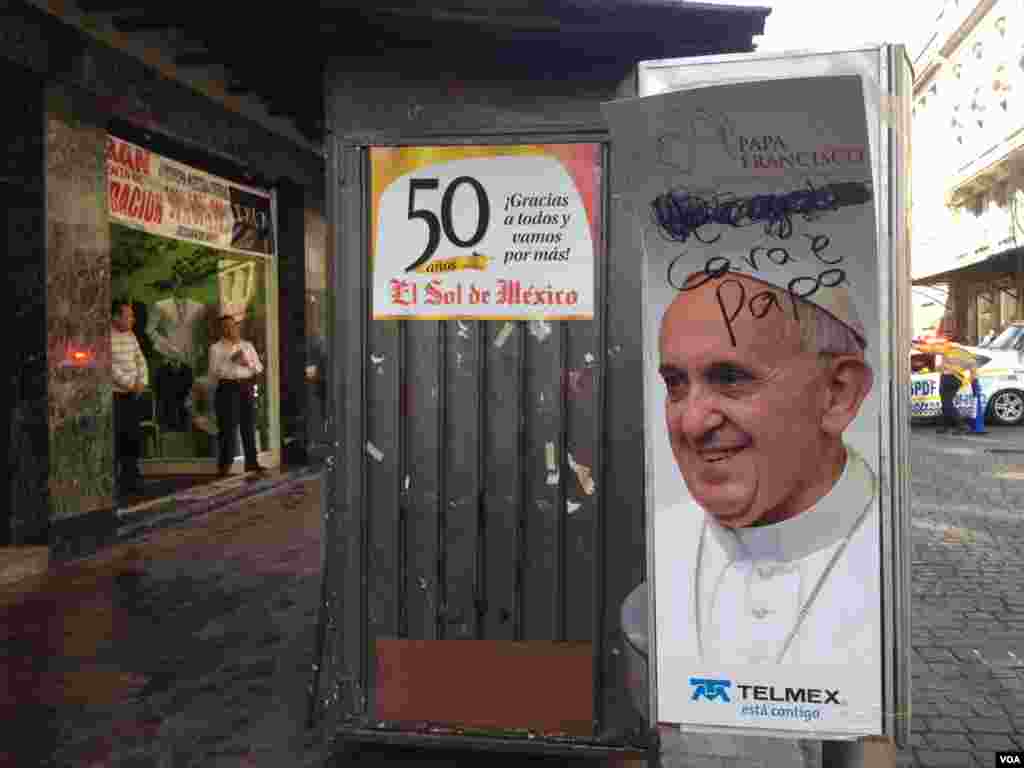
[
  {"x1": 711, "y1": 271, "x2": 847, "y2": 348},
  {"x1": 666, "y1": 236, "x2": 849, "y2": 347},
  {"x1": 651, "y1": 181, "x2": 872, "y2": 245}
]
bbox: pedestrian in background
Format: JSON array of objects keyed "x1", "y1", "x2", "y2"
[
  {"x1": 208, "y1": 315, "x2": 265, "y2": 475},
  {"x1": 111, "y1": 299, "x2": 149, "y2": 496},
  {"x1": 936, "y1": 341, "x2": 978, "y2": 435}
]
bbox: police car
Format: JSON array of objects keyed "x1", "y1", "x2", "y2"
[{"x1": 910, "y1": 329, "x2": 1024, "y2": 426}]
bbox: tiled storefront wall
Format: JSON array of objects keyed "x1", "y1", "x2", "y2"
[{"x1": 45, "y1": 83, "x2": 114, "y2": 521}]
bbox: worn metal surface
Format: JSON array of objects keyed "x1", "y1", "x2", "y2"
[
  {"x1": 2, "y1": 60, "x2": 48, "y2": 546},
  {"x1": 322, "y1": 60, "x2": 647, "y2": 751}
]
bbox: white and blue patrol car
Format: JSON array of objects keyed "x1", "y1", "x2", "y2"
[{"x1": 910, "y1": 325, "x2": 1024, "y2": 426}]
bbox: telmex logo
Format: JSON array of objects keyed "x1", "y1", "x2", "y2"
[
  {"x1": 690, "y1": 678, "x2": 841, "y2": 705},
  {"x1": 690, "y1": 678, "x2": 732, "y2": 702}
]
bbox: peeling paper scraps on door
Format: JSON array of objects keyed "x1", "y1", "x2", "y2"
[
  {"x1": 528, "y1": 319, "x2": 552, "y2": 343},
  {"x1": 494, "y1": 321, "x2": 516, "y2": 349},
  {"x1": 456, "y1": 320, "x2": 471, "y2": 339},
  {"x1": 545, "y1": 441, "x2": 559, "y2": 485},
  {"x1": 365, "y1": 441, "x2": 384, "y2": 462},
  {"x1": 568, "y1": 452, "x2": 596, "y2": 495},
  {"x1": 565, "y1": 368, "x2": 594, "y2": 399},
  {"x1": 567, "y1": 500, "x2": 583, "y2": 515}
]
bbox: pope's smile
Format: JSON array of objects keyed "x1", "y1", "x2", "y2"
[{"x1": 701, "y1": 446, "x2": 745, "y2": 463}]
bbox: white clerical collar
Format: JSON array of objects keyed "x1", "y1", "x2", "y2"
[{"x1": 705, "y1": 445, "x2": 875, "y2": 563}]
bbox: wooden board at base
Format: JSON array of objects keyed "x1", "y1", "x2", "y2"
[{"x1": 376, "y1": 639, "x2": 594, "y2": 737}]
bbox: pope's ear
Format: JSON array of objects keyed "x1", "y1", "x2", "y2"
[{"x1": 820, "y1": 356, "x2": 873, "y2": 436}]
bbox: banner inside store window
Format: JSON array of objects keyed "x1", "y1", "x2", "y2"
[
  {"x1": 370, "y1": 144, "x2": 600, "y2": 320},
  {"x1": 105, "y1": 135, "x2": 275, "y2": 257}
]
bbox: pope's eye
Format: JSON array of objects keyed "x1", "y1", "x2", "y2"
[
  {"x1": 663, "y1": 373, "x2": 684, "y2": 389},
  {"x1": 708, "y1": 365, "x2": 752, "y2": 387}
]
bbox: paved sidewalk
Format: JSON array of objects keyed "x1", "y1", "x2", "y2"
[{"x1": 1, "y1": 472, "x2": 330, "y2": 768}]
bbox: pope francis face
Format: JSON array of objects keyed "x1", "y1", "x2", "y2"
[{"x1": 658, "y1": 273, "x2": 871, "y2": 529}]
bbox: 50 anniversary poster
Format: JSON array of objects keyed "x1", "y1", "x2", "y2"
[{"x1": 370, "y1": 145, "x2": 599, "y2": 320}]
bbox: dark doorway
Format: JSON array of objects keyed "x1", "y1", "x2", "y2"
[{"x1": 2, "y1": 59, "x2": 47, "y2": 547}]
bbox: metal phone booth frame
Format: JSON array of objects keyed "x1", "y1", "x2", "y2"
[
  {"x1": 312, "y1": 45, "x2": 914, "y2": 768},
  {"x1": 310, "y1": 64, "x2": 685, "y2": 768},
  {"x1": 310, "y1": 8, "x2": 774, "y2": 764}
]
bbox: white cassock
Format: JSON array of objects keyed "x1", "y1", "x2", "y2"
[{"x1": 654, "y1": 444, "x2": 879, "y2": 668}]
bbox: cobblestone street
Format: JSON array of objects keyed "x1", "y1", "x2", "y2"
[{"x1": 900, "y1": 423, "x2": 1024, "y2": 768}]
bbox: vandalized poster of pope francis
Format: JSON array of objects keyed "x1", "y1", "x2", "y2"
[{"x1": 604, "y1": 74, "x2": 885, "y2": 736}]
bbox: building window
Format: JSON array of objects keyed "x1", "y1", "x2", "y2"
[
  {"x1": 971, "y1": 86, "x2": 987, "y2": 112},
  {"x1": 977, "y1": 289, "x2": 996, "y2": 343},
  {"x1": 973, "y1": 40, "x2": 984, "y2": 60},
  {"x1": 994, "y1": 64, "x2": 1010, "y2": 92},
  {"x1": 996, "y1": 16, "x2": 1007, "y2": 37},
  {"x1": 1000, "y1": 281, "x2": 1020, "y2": 326}
]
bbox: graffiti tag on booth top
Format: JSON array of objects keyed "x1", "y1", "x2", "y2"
[{"x1": 656, "y1": 179, "x2": 872, "y2": 347}]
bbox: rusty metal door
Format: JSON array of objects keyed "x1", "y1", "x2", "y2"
[{"x1": 314, "y1": 86, "x2": 650, "y2": 756}]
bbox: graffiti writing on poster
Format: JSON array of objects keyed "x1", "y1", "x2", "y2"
[{"x1": 655, "y1": 180, "x2": 872, "y2": 346}]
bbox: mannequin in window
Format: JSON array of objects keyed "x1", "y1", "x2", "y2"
[{"x1": 146, "y1": 275, "x2": 208, "y2": 431}]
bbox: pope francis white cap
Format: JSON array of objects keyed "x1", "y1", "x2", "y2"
[{"x1": 677, "y1": 263, "x2": 868, "y2": 350}]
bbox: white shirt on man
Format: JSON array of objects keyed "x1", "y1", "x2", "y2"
[
  {"x1": 111, "y1": 328, "x2": 149, "y2": 394},
  {"x1": 654, "y1": 444, "x2": 879, "y2": 670},
  {"x1": 207, "y1": 338, "x2": 264, "y2": 391}
]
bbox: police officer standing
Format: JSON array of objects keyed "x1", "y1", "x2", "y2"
[{"x1": 936, "y1": 340, "x2": 978, "y2": 434}]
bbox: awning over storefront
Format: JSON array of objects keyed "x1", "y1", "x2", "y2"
[
  {"x1": 32, "y1": 0, "x2": 772, "y2": 145},
  {"x1": 913, "y1": 245, "x2": 1024, "y2": 286}
]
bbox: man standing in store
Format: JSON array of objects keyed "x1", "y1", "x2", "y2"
[
  {"x1": 111, "y1": 299, "x2": 149, "y2": 497},
  {"x1": 936, "y1": 338, "x2": 979, "y2": 435},
  {"x1": 209, "y1": 314, "x2": 265, "y2": 475}
]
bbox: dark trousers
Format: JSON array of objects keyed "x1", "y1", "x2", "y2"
[
  {"x1": 113, "y1": 392, "x2": 142, "y2": 482},
  {"x1": 155, "y1": 363, "x2": 193, "y2": 430},
  {"x1": 215, "y1": 380, "x2": 258, "y2": 470},
  {"x1": 939, "y1": 373, "x2": 965, "y2": 430}
]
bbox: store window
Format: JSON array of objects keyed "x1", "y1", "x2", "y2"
[
  {"x1": 999, "y1": 279, "x2": 1020, "y2": 326},
  {"x1": 976, "y1": 287, "x2": 996, "y2": 342},
  {"x1": 106, "y1": 134, "x2": 278, "y2": 476}
]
